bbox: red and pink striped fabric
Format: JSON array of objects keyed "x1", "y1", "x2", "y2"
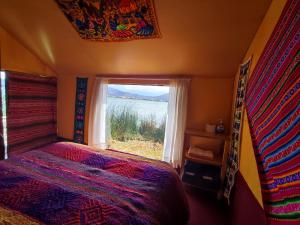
[
  {"x1": 6, "y1": 72, "x2": 57, "y2": 155},
  {"x1": 245, "y1": 0, "x2": 300, "y2": 223}
]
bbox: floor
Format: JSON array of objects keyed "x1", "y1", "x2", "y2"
[{"x1": 185, "y1": 185, "x2": 231, "y2": 225}]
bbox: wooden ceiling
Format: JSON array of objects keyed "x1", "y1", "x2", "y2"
[{"x1": 0, "y1": 0, "x2": 272, "y2": 77}]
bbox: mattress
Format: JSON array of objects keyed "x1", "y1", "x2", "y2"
[{"x1": 0, "y1": 142, "x2": 189, "y2": 225}]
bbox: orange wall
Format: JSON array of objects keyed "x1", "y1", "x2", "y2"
[
  {"x1": 0, "y1": 26, "x2": 56, "y2": 76},
  {"x1": 187, "y1": 77, "x2": 234, "y2": 130},
  {"x1": 0, "y1": 2, "x2": 287, "y2": 209},
  {"x1": 236, "y1": 0, "x2": 287, "y2": 207},
  {"x1": 0, "y1": 22, "x2": 234, "y2": 146},
  {"x1": 57, "y1": 74, "x2": 234, "y2": 143},
  {"x1": 0, "y1": 1, "x2": 286, "y2": 209},
  {"x1": 57, "y1": 74, "x2": 93, "y2": 141}
]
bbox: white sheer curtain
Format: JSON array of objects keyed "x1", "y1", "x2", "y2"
[
  {"x1": 88, "y1": 78, "x2": 108, "y2": 148},
  {"x1": 163, "y1": 79, "x2": 189, "y2": 168}
]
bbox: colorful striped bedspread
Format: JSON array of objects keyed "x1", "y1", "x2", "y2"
[{"x1": 0, "y1": 142, "x2": 189, "y2": 225}]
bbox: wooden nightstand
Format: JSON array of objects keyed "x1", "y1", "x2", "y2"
[{"x1": 181, "y1": 129, "x2": 229, "y2": 198}]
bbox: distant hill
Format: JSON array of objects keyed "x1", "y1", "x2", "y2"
[{"x1": 108, "y1": 87, "x2": 169, "y2": 102}]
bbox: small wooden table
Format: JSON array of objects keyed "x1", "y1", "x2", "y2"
[{"x1": 181, "y1": 129, "x2": 229, "y2": 199}]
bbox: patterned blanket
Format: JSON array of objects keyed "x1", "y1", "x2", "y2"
[{"x1": 0, "y1": 142, "x2": 189, "y2": 225}]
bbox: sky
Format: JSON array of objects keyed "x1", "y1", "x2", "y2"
[{"x1": 109, "y1": 84, "x2": 169, "y2": 96}]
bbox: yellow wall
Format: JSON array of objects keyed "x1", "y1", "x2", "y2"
[
  {"x1": 237, "y1": 0, "x2": 287, "y2": 207},
  {"x1": 57, "y1": 74, "x2": 234, "y2": 143},
  {"x1": 0, "y1": 26, "x2": 55, "y2": 76}
]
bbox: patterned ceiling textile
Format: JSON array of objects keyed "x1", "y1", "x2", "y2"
[
  {"x1": 6, "y1": 72, "x2": 57, "y2": 155},
  {"x1": 73, "y1": 77, "x2": 88, "y2": 144},
  {"x1": 245, "y1": 0, "x2": 300, "y2": 224},
  {"x1": 55, "y1": 0, "x2": 161, "y2": 42},
  {"x1": 224, "y1": 57, "x2": 252, "y2": 203}
]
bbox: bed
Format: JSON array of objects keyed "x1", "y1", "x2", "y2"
[{"x1": 0, "y1": 142, "x2": 189, "y2": 225}]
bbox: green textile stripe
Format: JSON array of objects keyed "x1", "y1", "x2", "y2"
[
  {"x1": 265, "y1": 196, "x2": 300, "y2": 206},
  {"x1": 268, "y1": 211, "x2": 300, "y2": 220},
  {"x1": 252, "y1": 50, "x2": 299, "y2": 123}
]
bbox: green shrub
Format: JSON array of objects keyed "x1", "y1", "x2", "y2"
[
  {"x1": 139, "y1": 115, "x2": 157, "y2": 141},
  {"x1": 107, "y1": 105, "x2": 166, "y2": 143},
  {"x1": 154, "y1": 119, "x2": 166, "y2": 143},
  {"x1": 108, "y1": 106, "x2": 138, "y2": 141},
  {"x1": 139, "y1": 115, "x2": 166, "y2": 143}
]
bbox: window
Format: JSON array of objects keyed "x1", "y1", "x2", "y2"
[
  {"x1": 106, "y1": 84, "x2": 169, "y2": 160},
  {"x1": 0, "y1": 71, "x2": 7, "y2": 159},
  {"x1": 89, "y1": 78, "x2": 189, "y2": 167}
]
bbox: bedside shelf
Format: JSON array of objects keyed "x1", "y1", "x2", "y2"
[
  {"x1": 181, "y1": 129, "x2": 230, "y2": 197},
  {"x1": 185, "y1": 128, "x2": 227, "y2": 140},
  {"x1": 182, "y1": 160, "x2": 221, "y2": 192},
  {"x1": 185, "y1": 152, "x2": 222, "y2": 166}
]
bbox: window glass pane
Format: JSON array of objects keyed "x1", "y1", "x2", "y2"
[
  {"x1": 0, "y1": 71, "x2": 7, "y2": 159},
  {"x1": 106, "y1": 84, "x2": 169, "y2": 160}
]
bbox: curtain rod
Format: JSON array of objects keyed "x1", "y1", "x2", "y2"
[
  {"x1": 95, "y1": 75, "x2": 191, "y2": 81},
  {"x1": 2, "y1": 70, "x2": 56, "y2": 78},
  {"x1": 95, "y1": 74, "x2": 234, "y2": 80}
]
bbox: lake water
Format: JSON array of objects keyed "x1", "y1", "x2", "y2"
[{"x1": 107, "y1": 97, "x2": 168, "y2": 125}]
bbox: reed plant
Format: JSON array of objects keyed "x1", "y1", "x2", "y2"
[{"x1": 107, "y1": 106, "x2": 166, "y2": 143}]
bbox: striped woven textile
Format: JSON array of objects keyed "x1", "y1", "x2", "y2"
[
  {"x1": 245, "y1": 0, "x2": 300, "y2": 224},
  {"x1": 6, "y1": 72, "x2": 57, "y2": 155}
]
